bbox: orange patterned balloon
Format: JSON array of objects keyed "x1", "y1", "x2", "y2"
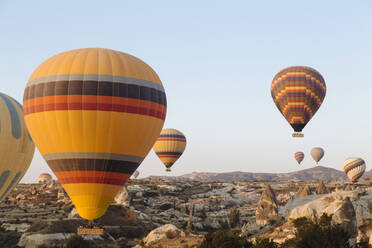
[{"x1": 271, "y1": 66, "x2": 326, "y2": 136}]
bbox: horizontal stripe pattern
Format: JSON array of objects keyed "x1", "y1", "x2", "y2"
[
  {"x1": 48, "y1": 158, "x2": 139, "y2": 174},
  {"x1": 24, "y1": 98, "x2": 165, "y2": 120},
  {"x1": 155, "y1": 151, "x2": 184, "y2": 156},
  {"x1": 153, "y1": 128, "x2": 186, "y2": 170},
  {"x1": 159, "y1": 134, "x2": 186, "y2": 138},
  {"x1": 271, "y1": 66, "x2": 326, "y2": 132},
  {"x1": 24, "y1": 80, "x2": 166, "y2": 106},
  {"x1": 43, "y1": 152, "x2": 143, "y2": 163},
  {"x1": 343, "y1": 158, "x2": 366, "y2": 183},
  {"x1": 294, "y1": 152, "x2": 304, "y2": 164},
  {"x1": 27, "y1": 74, "x2": 165, "y2": 92},
  {"x1": 23, "y1": 48, "x2": 167, "y2": 221}
]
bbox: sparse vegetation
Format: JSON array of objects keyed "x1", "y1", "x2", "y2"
[
  {"x1": 0, "y1": 227, "x2": 21, "y2": 248},
  {"x1": 199, "y1": 229, "x2": 252, "y2": 248},
  {"x1": 65, "y1": 235, "x2": 96, "y2": 248},
  {"x1": 229, "y1": 207, "x2": 240, "y2": 228},
  {"x1": 166, "y1": 230, "x2": 177, "y2": 239},
  {"x1": 281, "y1": 214, "x2": 350, "y2": 248},
  {"x1": 200, "y1": 215, "x2": 371, "y2": 248}
]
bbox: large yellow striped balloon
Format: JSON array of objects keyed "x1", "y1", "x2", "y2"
[
  {"x1": 23, "y1": 48, "x2": 166, "y2": 220},
  {"x1": 0, "y1": 93, "x2": 35, "y2": 201},
  {"x1": 153, "y1": 128, "x2": 186, "y2": 172}
]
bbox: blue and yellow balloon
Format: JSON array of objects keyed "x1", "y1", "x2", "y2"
[{"x1": 0, "y1": 93, "x2": 34, "y2": 201}]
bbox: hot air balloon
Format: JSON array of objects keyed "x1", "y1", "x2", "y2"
[
  {"x1": 23, "y1": 48, "x2": 167, "y2": 221},
  {"x1": 38, "y1": 173, "x2": 52, "y2": 183},
  {"x1": 153, "y1": 128, "x2": 186, "y2": 172},
  {"x1": 271, "y1": 66, "x2": 326, "y2": 137},
  {"x1": 133, "y1": 171, "x2": 139, "y2": 179},
  {"x1": 310, "y1": 147, "x2": 324, "y2": 165},
  {"x1": 294, "y1": 152, "x2": 304, "y2": 165},
  {"x1": 344, "y1": 158, "x2": 366, "y2": 184},
  {"x1": 0, "y1": 93, "x2": 35, "y2": 201}
]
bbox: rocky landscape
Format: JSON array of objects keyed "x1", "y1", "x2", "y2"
[{"x1": 0, "y1": 176, "x2": 371, "y2": 247}]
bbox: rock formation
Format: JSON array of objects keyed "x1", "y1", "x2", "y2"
[
  {"x1": 255, "y1": 185, "x2": 278, "y2": 225},
  {"x1": 332, "y1": 196, "x2": 357, "y2": 243},
  {"x1": 143, "y1": 224, "x2": 185, "y2": 246},
  {"x1": 296, "y1": 185, "x2": 311, "y2": 198},
  {"x1": 114, "y1": 185, "x2": 130, "y2": 207},
  {"x1": 315, "y1": 181, "x2": 329, "y2": 194}
]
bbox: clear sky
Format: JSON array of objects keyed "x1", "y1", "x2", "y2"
[{"x1": 0, "y1": 0, "x2": 372, "y2": 183}]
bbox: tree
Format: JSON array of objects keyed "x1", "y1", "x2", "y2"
[
  {"x1": 284, "y1": 214, "x2": 350, "y2": 248},
  {"x1": 229, "y1": 207, "x2": 241, "y2": 228},
  {"x1": 199, "y1": 230, "x2": 253, "y2": 248}
]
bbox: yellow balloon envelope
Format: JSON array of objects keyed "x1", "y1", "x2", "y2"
[
  {"x1": 0, "y1": 93, "x2": 34, "y2": 201},
  {"x1": 23, "y1": 48, "x2": 166, "y2": 220},
  {"x1": 153, "y1": 128, "x2": 186, "y2": 171}
]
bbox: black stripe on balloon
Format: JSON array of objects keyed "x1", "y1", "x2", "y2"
[
  {"x1": 159, "y1": 134, "x2": 185, "y2": 139},
  {"x1": 24, "y1": 81, "x2": 167, "y2": 106},
  {"x1": 47, "y1": 159, "x2": 139, "y2": 174},
  {"x1": 155, "y1": 152, "x2": 183, "y2": 156}
]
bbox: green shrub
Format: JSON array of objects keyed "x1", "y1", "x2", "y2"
[
  {"x1": 286, "y1": 214, "x2": 350, "y2": 248},
  {"x1": 0, "y1": 227, "x2": 21, "y2": 248},
  {"x1": 166, "y1": 230, "x2": 176, "y2": 239},
  {"x1": 357, "y1": 240, "x2": 372, "y2": 248},
  {"x1": 62, "y1": 205, "x2": 73, "y2": 214},
  {"x1": 252, "y1": 238, "x2": 278, "y2": 248},
  {"x1": 199, "y1": 229, "x2": 252, "y2": 248}
]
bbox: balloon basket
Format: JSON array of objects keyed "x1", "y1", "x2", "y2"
[
  {"x1": 292, "y1": 133, "x2": 304, "y2": 138},
  {"x1": 77, "y1": 222, "x2": 104, "y2": 235},
  {"x1": 166, "y1": 168, "x2": 171, "y2": 172}
]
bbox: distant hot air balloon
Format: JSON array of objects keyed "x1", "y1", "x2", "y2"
[
  {"x1": 0, "y1": 93, "x2": 35, "y2": 201},
  {"x1": 271, "y1": 66, "x2": 326, "y2": 137},
  {"x1": 344, "y1": 158, "x2": 366, "y2": 184},
  {"x1": 38, "y1": 173, "x2": 52, "y2": 183},
  {"x1": 153, "y1": 129, "x2": 186, "y2": 172},
  {"x1": 294, "y1": 152, "x2": 304, "y2": 165},
  {"x1": 310, "y1": 147, "x2": 324, "y2": 165},
  {"x1": 133, "y1": 171, "x2": 140, "y2": 179},
  {"x1": 23, "y1": 48, "x2": 167, "y2": 221}
]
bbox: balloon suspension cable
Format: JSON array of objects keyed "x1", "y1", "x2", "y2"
[
  {"x1": 77, "y1": 220, "x2": 104, "y2": 235},
  {"x1": 292, "y1": 133, "x2": 304, "y2": 138}
]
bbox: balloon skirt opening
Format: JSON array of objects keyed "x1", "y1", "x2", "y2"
[{"x1": 292, "y1": 133, "x2": 304, "y2": 138}]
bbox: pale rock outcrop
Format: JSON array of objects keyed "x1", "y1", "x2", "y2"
[
  {"x1": 281, "y1": 190, "x2": 372, "y2": 244},
  {"x1": 331, "y1": 197, "x2": 357, "y2": 239},
  {"x1": 256, "y1": 185, "x2": 278, "y2": 225},
  {"x1": 18, "y1": 233, "x2": 74, "y2": 248},
  {"x1": 114, "y1": 186, "x2": 130, "y2": 206},
  {"x1": 2, "y1": 223, "x2": 30, "y2": 232},
  {"x1": 315, "y1": 181, "x2": 329, "y2": 194},
  {"x1": 351, "y1": 191, "x2": 372, "y2": 244},
  {"x1": 288, "y1": 191, "x2": 353, "y2": 220},
  {"x1": 143, "y1": 224, "x2": 185, "y2": 246}
]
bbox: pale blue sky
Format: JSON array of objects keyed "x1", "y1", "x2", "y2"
[{"x1": 0, "y1": 1, "x2": 372, "y2": 182}]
